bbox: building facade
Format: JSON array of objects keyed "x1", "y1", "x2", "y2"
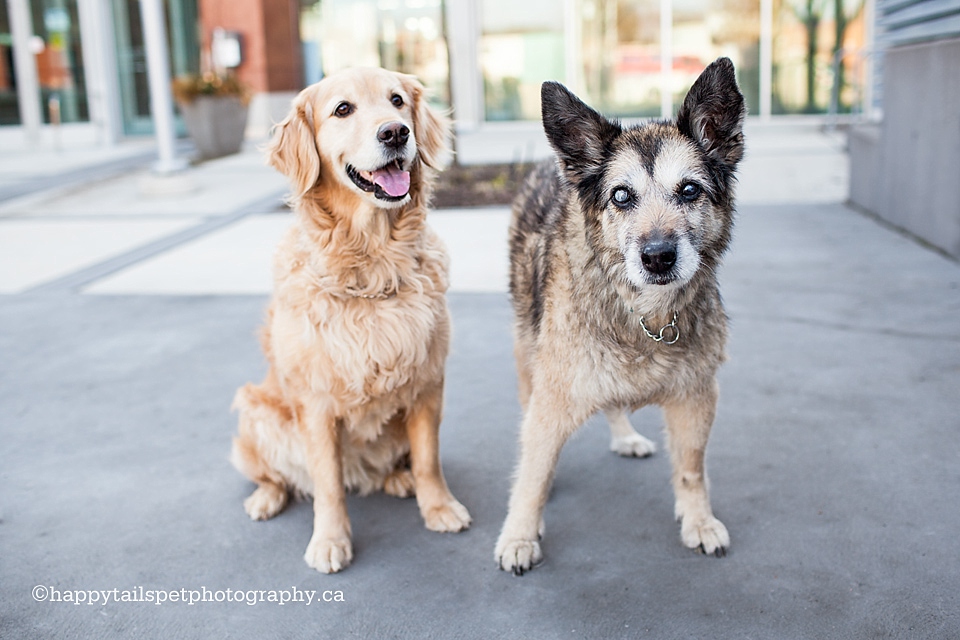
[
  {"x1": 849, "y1": 0, "x2": 960, "y2": 259},
  {"x1": 0, "y1": 0, "x2": 875, "y2": 149}
]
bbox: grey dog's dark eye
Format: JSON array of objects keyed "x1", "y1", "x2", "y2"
[
  {"x1": 390, "y1": 94, "x2": 404, "y2": 108},
  {"x1": 334, "y1": 102, "x2": 353, "y2": 117},
  {"x1": 680, "y1": 182, "x2": 701, "y2": 202},
  {"x1": 611, "y1": 187, "x2": 632, "y2": 208}
]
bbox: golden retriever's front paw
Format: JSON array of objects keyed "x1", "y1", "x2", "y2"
[
  {"x1": 422, "y1": 499, "x2": 471, "y2": 532},
  {"x1": 610, "y1": 432, "x2": 657, "y2": 458},
  {"x1": 495, "y1": 536, "x2": 543, "y2": 576},
  {"x1": 680, "y1": 515, "x2": 729, "y2": 558},
  {"x1": 243, "y1": 484, "x2": 287, "y2": 521},
  {"x1": 303, "y1": 534, "x2": 353, "y2": 574}
]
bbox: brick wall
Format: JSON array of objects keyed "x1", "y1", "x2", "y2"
[{"x1": 198, "y1": 0, "x2": 302, "y2": 93}]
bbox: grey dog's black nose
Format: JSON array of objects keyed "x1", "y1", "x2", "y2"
[
  {"x1": 378, "y1": 122, "x2": 410, "y2": 149},
  {"x1": 641, "y1": 239, "x2": 677, "y2": 275}
]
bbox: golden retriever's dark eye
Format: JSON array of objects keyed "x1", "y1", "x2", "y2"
[
  {"x1": 679, "y1": 182, "x2": 701, "y2": 202},
  {"x1": 391, "y1": 94, "x2": 404, "y2": 108},
  {"x1": 334, "y1": 102, "x2": 354, "y2": 118}
]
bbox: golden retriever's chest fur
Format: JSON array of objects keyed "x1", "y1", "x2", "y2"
[{"x1": 267, "y1": 219, "x2": 450, "y2": 438}]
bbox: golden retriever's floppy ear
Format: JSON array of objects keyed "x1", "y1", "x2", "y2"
[
  {"x1": 267, "y1": 89, "x2": 320, "y2": 198},
  {"x1": 402, "y1": 74, "x2": 452, "y2": 171}
]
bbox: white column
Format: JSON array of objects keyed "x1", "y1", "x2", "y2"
[
  {"x1": 760, "y1": 0, "x2": 773, "y2": 120},
  {"x1": 444, "y1": 0, "x2": 482, "y2": 131},
  {"x1": 139, "y1": 0, "x2": 185, "y2": 173},
  {"x1": 862, "y1": 0, "x2": 877, "y2": 119},
  {"x1": 8, "y1": 0, "x2": 43, "y2": 144},
  {"x1": 77, "y1": 0, "x2": 123, "y2": 144},
  {"x1": 660, "y1": 0, "x2": 672, "y2": 118}
]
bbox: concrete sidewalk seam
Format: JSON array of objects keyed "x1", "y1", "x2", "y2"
[{"x1": 24, "y1": 189, "x2": 287, "y2": 294}]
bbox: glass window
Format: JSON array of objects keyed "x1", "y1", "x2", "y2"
[
  {"x1": 577, "y1": 0, "x2": 760, "y2": 119},
  {"x1": 31, "y1": 0, "x2": 88, "y2": 123},
  {"x1": 772, "y1": 0, "x2": 865, "y2": 114},
  {"x1": 300, "y1": 0, "x2": 451, "y2": 110},
  {"x1": 580, "y1": 0, "x2": 661, "y2": 118},
  {"x1": 0, "y1": 0, "x2": 20, "y2": 125},
  {"x1": 672, "y1": 0, "x2": 761, "y2": 117},
  {"x1": 480, "y1": 0, "x2": 565, "y2": 121},
  {"x1": 112, "y1": 0, "x2": 199, "y2": 135}
]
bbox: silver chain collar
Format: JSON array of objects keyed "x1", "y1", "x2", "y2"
[{"x1": 628, "y1": 309, "x2": 681, "y2": 345}]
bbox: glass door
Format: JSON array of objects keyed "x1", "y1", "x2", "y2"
[
  {"x1": 300, "y1": 0, "x2": 451, "y2": 111},
  {"x1": 479, "y1": 0, "x2": 565, "y2": 121},
  {"x1": 112, "y1": 0, "x2": 198, "y2": 135},
  {"x1": 580, "y1": 0, "x2": 663, "y2": 118},
  {"x1": 31, "y1": 0, "x2": 88, "y2": 123},
  {"x1": 0, "y1": 0, "x2": 19, "y2": 125}
]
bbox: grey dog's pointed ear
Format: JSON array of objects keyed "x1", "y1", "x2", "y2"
[
  {"x1": 677, "y1": 57, "x2": 746, "y2": 169},
  {"x1": 541, "y1": 81, "x2": 620, "y2": 185}
]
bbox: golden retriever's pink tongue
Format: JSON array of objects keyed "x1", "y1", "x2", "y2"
[{"x1": 369, "y1": 165, "x2": 410, "y2": 197}]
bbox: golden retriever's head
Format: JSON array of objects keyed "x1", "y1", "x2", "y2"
[{"x1": 267, "y1": 67, "x2": 450, "y2": 208}]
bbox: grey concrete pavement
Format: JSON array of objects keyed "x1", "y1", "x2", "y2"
[{"x1": 2, "y1": 125, "x2": 959, "y2": 638}]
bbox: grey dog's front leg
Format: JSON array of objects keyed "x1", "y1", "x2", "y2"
[
  {"x1": 495, "y1": 394, "x2": 578, "y2": 575},
  {"x1": 663, "y1": 378, "x2": 729, "y2": 557}
]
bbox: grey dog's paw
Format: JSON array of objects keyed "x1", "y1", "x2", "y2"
[
  {"x1": 610, "y1": 432, "x2": 657, "y2": 458},
  {"x1": 681, "y1": 516, "x2": 729, "y2": 557},
  {"x1": 495, "y1": 537, "x2": 543, "y2": 576}
]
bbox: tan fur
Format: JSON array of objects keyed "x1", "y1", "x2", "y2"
[{"x1": 231, "y1": 68, "x2": 470, "y2": 574}]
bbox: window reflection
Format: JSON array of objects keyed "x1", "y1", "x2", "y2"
[
  {"x1": 480, "y1": 0, "x2": 564, "y2": 121},
  {"x1": 300, "y1": 0, "x2": 450, "y2": 109},
  {"x1": 773, "y1": 0, "x2": 866, "y2": 114},
  {"x1": 581, "y1": 0, "x2": 661, "y2": 117},
  {"x1": 0, "y1": 0, "x2": 19, "y2": 125},
  {"x1": 32, "y1": 0, "x2": 88, "y2": 124}
]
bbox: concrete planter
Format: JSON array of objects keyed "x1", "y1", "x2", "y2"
[{"x1": 178, "y1": 95, "x2": 249, "y2": 160}]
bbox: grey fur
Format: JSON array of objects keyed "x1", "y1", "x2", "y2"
[{"x1": 497, "y1": 58, "x2": 746, "y2": 574}]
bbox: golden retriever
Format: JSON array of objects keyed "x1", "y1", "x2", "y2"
[{"x1": 231, "y1": 67, "x2": 471, "y2": 574}]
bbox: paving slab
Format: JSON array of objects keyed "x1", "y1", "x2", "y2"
[
  {"x1": 85, "y1": 214, "x2": 292, "y2": 296},
  {"x1": 0, "y1": 148, "x2": 286, "y2": 219},
  {"x1": 0, "y1": 140, "x2": 157, "y2": 203},
  {"x1": 0, "y1": 218, "x2": 201, "y2": 294},
  {"x1": 85, "y1": 208, "x2": 512, "y2": 296},
  {"x1": 2, "y1": 202, "x2": 958, "y2": 639}
]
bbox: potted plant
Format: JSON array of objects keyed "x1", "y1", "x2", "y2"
[{"x1": 172, "y1": 72, "x2": 251, "y2": 160}]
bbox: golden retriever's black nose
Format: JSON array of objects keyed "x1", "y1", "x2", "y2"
[
  {"x1": 378, "y1": 122, "x2": 410, "y2": 149},
  {"x1": 641, "y1": 239, "x2": 677, "y2": 275}
]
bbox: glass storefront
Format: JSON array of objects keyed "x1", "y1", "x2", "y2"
[
  {"x1": 672, "y1": 0, "x2": 761, "y2": 117},
  {"x1": 2, "y1": 0, "x2": 874, "y2": 141},
  {"x1": 300, "y1": 0, "x2": 450, "y2": 109},
  {"x1": 112, "y1": 0, "x2": 198, "y2": 135},
  {"x1": 31, "y1": 0, "x2": 87, "y2": 123},
  {"x1": 580, "y1": 0, "x2": 661, "y2": 118},
  {"x1": 293, "y1": 0, "x2": 871, "y2": 125},
  {"x1": 0, "y1": 0, "x2": 19, "y2": 124},
  {"x1": 479, "y1": 0, "x2": 565, "y2": 121},
  {"x1": 772, "y1": 0, "x2": 866, "y2": 114},
  {"x1": 0, "y1": 0, "x2": 89, "y2": 126}
]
